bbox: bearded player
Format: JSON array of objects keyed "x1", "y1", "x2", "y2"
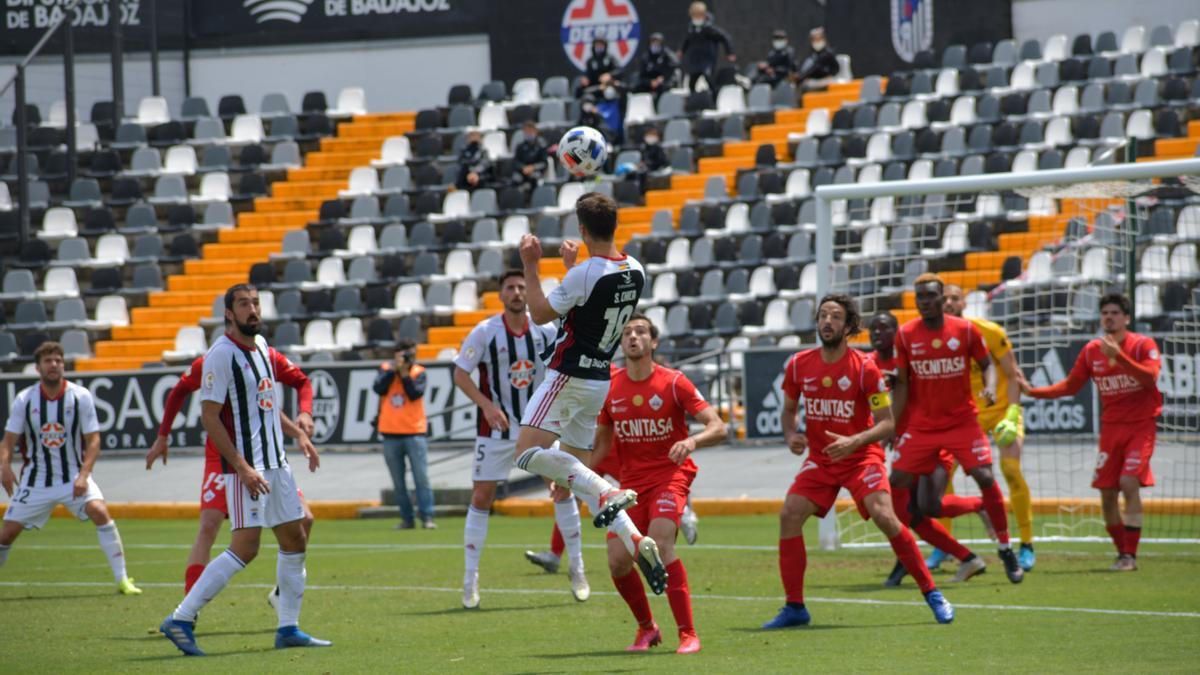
[
  {"x1": 763, "y1": 296, "x2": 954, "y2": 630},
  {"x1": 1022, "y1": 293, "x2": 1160, "y2": 571},
  {"x1": 590, "y1": 314, "x2": 726, "y2": 653},
  {"x1": 145, "y1": 337, "x2": 318, "y2": 608},
  {"x1": 869, "y1": 312, "x2": 993, "y2": 586},
  {"x1": 514, "y1": 192, "x2": 668, "y2": 594},
  {"x1": 891, "y1": 274, "x2": 1023, "y2": 584}
]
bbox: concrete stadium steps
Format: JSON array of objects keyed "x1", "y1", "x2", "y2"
[{"x1": 77, "y1": 111, "x2": 416, "y2": 371}]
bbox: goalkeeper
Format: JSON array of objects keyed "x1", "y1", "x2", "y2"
[{"x1": 936, "y1": 285, "x2": 1035, "y2": 572}]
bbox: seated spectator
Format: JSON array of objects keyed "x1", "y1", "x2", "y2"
[
  {"x1": 455, "y1": 128, "x2": 492, "y2": 190},
  {"x1": 511, "y1": 120, "x2": 549, "y2": 191},
  {"x1": 640, "y1": 127, "x2": 669, "y2": 173},
  {"x1": 755, "y1": 30, "x2": 796, "y2": 87},
  {"x1": 578, "y1": 95, "x2": 615, "y2": 144},
  {"x1": 679, "y1": 1, "x2": 736, "y2": 92},
  {"x1": 795, "y1": 27, "x2": 839, "y2": 91},
  {"x1": 577, "y1": 37, "x2": 620, "y2": 96},
  {"x1": 634, "y1": 32, "x2": 680, "y2": 97}
]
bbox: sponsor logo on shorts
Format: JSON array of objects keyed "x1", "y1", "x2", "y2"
[
  {"x1": 862, "y1": 467, "x2": 884, "y2": 489},
  {"x1": 203, "y1": 489, "x2": 216, "y2": 503}
]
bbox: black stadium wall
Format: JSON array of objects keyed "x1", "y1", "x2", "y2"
[{"x1": 5, "y1": 0, "x2": 1012, "y2": 89}]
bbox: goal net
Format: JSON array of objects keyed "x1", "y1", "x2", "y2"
[{"x1": 812, "y1": 157, "x2": 1200, "y2": 548}]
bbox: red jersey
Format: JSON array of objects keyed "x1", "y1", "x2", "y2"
[
  {"x1": 1059, "y1": 333, "x2": 1162, "y2": 423},
  {"x1": 781, "y1": 347, "x2": 890, "y2": 466},
  {"x1": 597, "y1": 365, "x2": 709, "y2": 494},
  {"x1": 868, "y1": 350, "x2": 900, "y2": 389},
  {"x1": 895, "y1": 315, "x2": 989, "y2": 432},
  {"x1": 160, "y1": 352, "x2": 314, "y2": 462}
]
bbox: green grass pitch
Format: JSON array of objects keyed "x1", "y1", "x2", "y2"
[{"x1": 0, "y1": 515, "x2": 1197, "y2": 673}]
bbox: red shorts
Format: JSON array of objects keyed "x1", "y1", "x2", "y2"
[
  {"x1": 892, "y1": 422, "x2": 992, "y2": 475},
  {"x1": 937, "y1": 450, "x2": 956, "y2": 474},
  {"x1": 607, "y1": 472, "x2": 692, "y2": 540},
  {"x1": 1094, "y1": 420, "x2": 1156, "y2": 489},
  {"x1": 788, "y1": 457, "x2": 889, "y2": 520},
  {"x1": 199, "y1": 458, "x2": 305, "y2": 516}
]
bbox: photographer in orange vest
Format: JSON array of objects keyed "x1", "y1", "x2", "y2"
[{"x1": 374, "y1": 338, "x2": 435, "y2": 530}]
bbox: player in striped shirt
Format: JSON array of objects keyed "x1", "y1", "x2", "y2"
[
  {"x1": 160, "y1": 285, "x2": 330, "y2": 656},
  {"x1": 145, "y1": 338, "x2": 318, "y2": 606},
  {"x1": 0, "y1": 341, "x2": 140, "y2": 595},
  {"x1": 452, "y1": 269, "x2": 585, "y2": 608}
]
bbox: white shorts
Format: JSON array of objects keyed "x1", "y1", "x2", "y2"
[
  {"x1": 225, "y1": 465, "x2": 305, "y2": 530},
  {"x1": 473, "y1": 437, "x2": 516, "y2": 483},
  {"x1": 520, "y1": 370, "x2": 610, "y2": 451},
  {"x1": 3, "y1": 476, "x2": 104, "y2": 530}
]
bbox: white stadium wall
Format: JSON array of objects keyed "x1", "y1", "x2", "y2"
[{"x1": 1013, "y1": 0, "x2": 1198, "y2": 44}]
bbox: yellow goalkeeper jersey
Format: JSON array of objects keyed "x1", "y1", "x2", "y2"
[{"x1": 967, "y1": 316, "x2": 1012, "y2": 420}]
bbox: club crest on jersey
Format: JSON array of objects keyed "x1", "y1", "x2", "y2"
[
  {"x1": 821, "y1": 376, "x2": 833, "y2": 388},
  {"x1": 40, "y1": 422, "x2": 66, "y2": 448},
  {"x1": 947, "y1": 337, "x2": 960, "y2": 351},
  {"x1": 509, "y1": 359, "x2": 536, "y2": 389},
  {"x1": 633, "y1": 394, "x2": 644, "y2": 406},
  {"x1": 1149, "y1": 349, "x2": 1159, "y2": 360},
  {"x1": 256, "y1": 378, "x2": 275, "y2": 411},
  {"x1": 932, "y1": 339, "x2": 943, "y2": 349},
  {"x1": 649, "y1": 394, "x2": 663, "y2": 411},
  {"x1": 837, "y1": 375, "x2": 851, "y2": 392}
]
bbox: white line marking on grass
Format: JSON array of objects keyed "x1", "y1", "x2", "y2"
[{"x1": 2, "y1": 581, "x2": 1197, "y2": 619}]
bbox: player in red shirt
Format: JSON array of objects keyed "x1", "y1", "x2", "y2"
[
  {"x1": 591, "y1": 314, "x2": 726, "y2": 654},
  {"x1": 867, "y1": 311, "x2": 992, "y2": 586},
  {"x1": 145, "y1": 349, "x2": 318, "y2": 598},
  {"x1": 891, "y1": 274, "x2": 1024, "y2": 584},
  {"x1": 1022, "y1": 293, "x2": 1161, "y2": 571},
  {"x1": 763, "y1": 296, "x2": 954, "y2": 630}
]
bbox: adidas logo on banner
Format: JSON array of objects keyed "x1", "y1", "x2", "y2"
[
  {"x1": 754, "y1": 373, "x2": 787, "y2": 436},
  {"x1": 245, "y1": 0, "x2": 314, "y2": 24}
]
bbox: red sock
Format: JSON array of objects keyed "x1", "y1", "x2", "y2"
[
  {"x1": 184, "y1": 563, "x2": 205, "y2": 595},
  {"x1": 665, "y1": 560, "x2": 694, "y2": 634},
  {"x1": 940, "y1": 494, "x2": 983, "y2": 518},
  {"x1": 1105, "y1": 523, "x2": 1126, "y2": 556},
  {"x1": 892, "y1": 487, "x2": 914, "y2": 526},
  {"x1": 913, "y1": 519, "x2": 973, "y2": 562},
  {"x1": 1123, "y1": 526, "x2": 1141, "y2": 557},
  {"x1": 612, "y1": 570, "x2": 654, "y2": 628},
  {"x1": 550, "y1": 523, "x2": 565, "y2": 558},
  {"x1": 979, "y1": 482, "x2": 1010, "y2": 545},
  {"x1": 779, "y1": 535, "x2": 806, "y2": 605},
  {"x1": 889, "y1": 529, "x2": 935, "y2": 594}
]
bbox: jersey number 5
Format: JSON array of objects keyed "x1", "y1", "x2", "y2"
[{"x1": 599, "y1": 306, "x2": 635, "y2": 352}]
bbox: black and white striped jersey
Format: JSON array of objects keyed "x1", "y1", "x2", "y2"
[
  {"x1": 200, "y1": 334, "x2": 288, "y2": 473},
  {"x1": 546, "y1": 254, "x2": 646, "y2": 380},
  {"x1": 4, "y1": 381, "x2": 100, "y2": 488},
  {"x1": 454, "y1": 313, "x2": 556, "y2": 440}
]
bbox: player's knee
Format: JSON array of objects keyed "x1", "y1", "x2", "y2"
[
  {"x1": 916, "y1": 493, "x2": 941, "y2": 518},
  {"x1": 85, "y1": 501, "x2": 112, "y2": 526},
  {"x1": 471, "y1": 484, "x2": 497, "y2": 510},
  {"x1": 970, "y1": 467, "x2": 995, "y2": 488},
  {"x1": 607, "y1": 548, "x2": 634, "y2": 576},
  {"x1": 1118, "y1": 475, "x2": 1141, "y2": 497},
  {"x1": 874, "y1": 510, "x2": 903, "y2": 538}
]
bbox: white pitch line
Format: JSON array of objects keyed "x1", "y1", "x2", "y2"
[{"x1": 1, "y1": 580, "x2": 1197, "y2": 619}]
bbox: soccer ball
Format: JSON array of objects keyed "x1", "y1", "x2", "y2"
[{"x1": 557, "y1": 126, "x2": 609, "y2": 177}]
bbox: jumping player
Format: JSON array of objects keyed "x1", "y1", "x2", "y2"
[
  {"x1": 891, "y1": 274, "x2": 1024, "y2": 584},
  {"x1": 0, "y1": 341, "x2": 140, "y2": 595},
  {"x1": 1022, "y1": 293, "x2": 1160, "y2": 571},
  {"x1": 525, "y1": 445, "x2": 621, "y2": 574},
  {"x1": 452, "y1": 269, "x2": 586, "y2": 608},
  {"x1": 763, "y1": 296, "x2": 953, "y2": 629},
  {"x1": 160, "y1": 285, "x2": 329, "y2": 655},
  {"x1": 146, "y1": 339, "x2": 318, "y2": 604},
  {"x1": 513, "y1": 192, "x2": 667, "y2": 593},
  {"x1": 591, "y1": 314, "x2": 726, "y2": 653},
  {"x1": 943, "y1": 283, "x2": 1035, "y2": 571}
]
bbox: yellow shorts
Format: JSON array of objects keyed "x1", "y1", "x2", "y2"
[{"x1": 978, "y1": 406, "x2": 1025, "y2": 443}]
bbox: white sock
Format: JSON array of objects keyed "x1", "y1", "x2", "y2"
[
  {"x1": 579, "y1": 492, "x2": 640, "y2": 557},
  {"x1": 464, "y1": 506, "x2": 489, "y2": 576},
  {"x1": 516, "y1": 446, "x2": 613, "y2": 499},
  {"x1": 95, "y1": 521, "x2": 128, "y2": 583},
  {"x1": 554, "y1": 498, "x2": 584, "y2": 571},
  {"x1": 174, "y1": 550, "x2": 245, "y2": 622},
  {"x1": 276, "y1": 550, "x2": 306, "y2": 629},
  {"x1": 0, "y1": 544, "x2": 9, "y2": 567}
]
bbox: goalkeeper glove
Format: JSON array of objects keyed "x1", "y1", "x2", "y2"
[{"x1": 993, "y1": 404, "x2": 1024, "y2": 447}]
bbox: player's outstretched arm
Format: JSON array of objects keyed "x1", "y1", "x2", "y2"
[
  {"x1": 0, "y1": 431, "x2": 18, "y2": 497},
  {"x1": 280, "y1": 412, "x2": 319, "y2": 473},
  {"x1": 520, "y1": 235, "x2": 561, "y2": 324},
  {"x1": 1024, "y1": 350, "x2": 1090, "y2": 399}
]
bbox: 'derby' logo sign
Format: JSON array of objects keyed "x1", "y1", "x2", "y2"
[
  {"x1": 891, "y1": 0, "x2": 933, "y2": 63},
  {"x1": 561, "y1": 0, "x2": 640, "y2": 72}
]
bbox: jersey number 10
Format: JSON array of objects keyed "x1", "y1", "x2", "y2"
[{"x1": 599, "y1": 305, "x2": 635, "y2": 352}]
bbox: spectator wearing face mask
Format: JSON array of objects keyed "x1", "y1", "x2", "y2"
[
  {"x1": 634, "y1": 32, "x2": 680, "y2": 97},
  {"x1": 755, "y1": 30, "x2": 796, "y2": 87},
  {"x1": 578, "y1": 95, "x2": 615, "y2": 144},
  {"x1": 679, "y1": 1, "x2": 736, "y2": 92},
  {"x1": 511, "y1": 120, "x2": 549, "y2": 191},
  {"x1": 577, "y1": 37, "x2": 620, "y2": 96},
  {"x1": 639, "y1": 127, "x2": 670, "y2": 173},
  {"x1": 795, "y1": 27, "x2": 840, "y2": 91},
  {"x1": 455, "y1": 128, "x2": 493, "y2": 190}
]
